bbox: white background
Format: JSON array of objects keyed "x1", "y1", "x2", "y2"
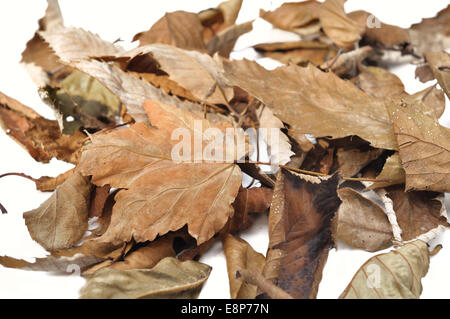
[{"x1": 0, "y1": 0, "x2": 449, "y2": 299}]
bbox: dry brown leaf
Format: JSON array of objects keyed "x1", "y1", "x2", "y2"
[
  {"x1": 337, "y1": 147, "x2": 384, "y2": 177},
  {"x1": 0, "y1": 92, "x2": 85, "y2": 164},
  {"x1": 124, "y1": 44, "x2": 233, "y2": 106},
  {"x1": 355, "y1": 66, "x2": 406, "y2": 99},
  {"x1": 223, "y1": 234, "x2": 266, "y2": 299},
  {"x1": 77, "y1": 100, "x2": 242, "y2": 245},
  {"x1": 206, "y1": 21, "x2": 253, "y2": 58},
  {"x1": 415, "y1": 64, "x2": 435, "y2": 83},
  {"x1": 223, "y1": 59, "x2": 397, "y2": 150},
  {"x1": 21, "y1": 0, "x2": 66, "y2": 87},
  {"x1": 340, "y1": 240, "x2": 430, "y2": 299},
  {"x1": 199, "y1": 0, "x2": 243, "y2": 43},
  {"x1": 40, "y1": 27, "x2": 123, "y2": 64},
  {"x1": 369, "y1": 153, "x2": 406, "y2": 189},
  {"x1": 424, "y1": 51, "x2": 450, "y2": 100},
  {"x1": 260, "y1": 1, "x2": 321, "y2": 32},
  {"x1": 263, "y1": 169, "x2": 341, "y2": 299},
  {"x1": 133, "y1": 11, "x2": 206, "y2": 52},
  {"x1": 386, "y1": 185, "x2": 449, "y2": 241},
  {"x1": 387, "y1": 97, "x2": 450, "y2": 192},
  {"x1": 337, "y1": 188, "x2": 393, "y2": 252},
  {"x1": 80, "y1": 257, "x2": 211, "y2": 299},
  {"x1": 23, "y1": 172, "x2": 92, "y2": 251},
  {"x1": 319, "y1": 0, "x2": 365, "y2": 48}
]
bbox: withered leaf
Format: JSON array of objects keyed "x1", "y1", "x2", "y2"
[
  {"x1": 263, "y1": 169, "x2": 341, "y2": 299},
  {"x1": 260, "y1": 1, "x2": 321, "y2": 32},
  {"x1": 133, "y1": 11, "x2": 206, "y2": 52},
  {"x1": 337, "y1": 188, "x2": 393, "y2": 252},
  {"x1": 23, "y1": 172, "x2": 92, "y2": 251},
  {"x1": 77, "y1": 100, "x2": 242, "y2": 245},
  {"x1": 0, "y1": 92, "x2": 85, "y2": 164},
  {"x1": 369, "y1": 153, "x2": 406, "y2": 189},
  {"x1": 40, "y1": 27, "x2": 123, "y2": 64},
  {"x1": 80, "y1": 257, "x2": 211, "y2": 299},
  {"x1": 386, "y1": 185, "x2": 449, "y2": 241},
  {"x1": 319, "y1": 0, "x2": 365, "y2": 48},
  {"x1": 223, "y1": 234, "x2": 266, "y2": 299},
  {"x1": 206, "y1": 21, "x2": 253, "y2": 58},
  {"x1": 336, "y1": 147, "x2": 384, "y2": 177},
  {"x1": 424, "y1": 51, "x2": 450, "y2": 100},
  {"x1": 223, "y1": 59, "x2": 397, "y2": 150},
  {"x1": 340, "y1": 241, "x2": 430, "y2": 299},
  {"x1": 355, "y1": 66, "x2": 406, "y2": 99},
  {"x1": 387, "y1": 97, "x2": 450, "y2": 192},
  {"x1": 124, "y1": 44, "x2": 233, "y2": 106}
]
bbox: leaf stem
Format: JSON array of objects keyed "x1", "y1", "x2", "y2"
[
  {"x1": 0, "y1": 172, "x2": 38, "y2": 183},
  {"x1": 236, "y1": 269, "x2": 294, "y2": 299}
]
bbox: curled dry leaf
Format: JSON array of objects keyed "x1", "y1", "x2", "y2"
[
  {"x1": 340, "y1": 241, "x2": 430, "y2": 299},
  {"x1": 263, "y1": 169, "x2": 341, "y2": 299},
  {"x1": 206, "y1": 21, "x2": 253, "y2": 58},
  {"x1": 0, "y1": 92, "x2": 85, "y2": 164},
  {"x1": 337, "y1": 188, "x2": 393, "y2": 252},
  {"x1": 23, "y1": 172, "x2": 92, "y2": 251},
  {"x1": 21, "y1": 0, "x2": 66, "y2": 87},
  {"x1": 260, "y1": 0, "x2": 321, "y2": 32},
  {"x1": 424, "y1": 51, "x2": 450, "y2": 100},
  {"x1": 387, "y1": 97, "x2": 450, "y2": 192},
  {"x1": 124, "y1": 44, "x2": 233, "y2": 105},
  {"x1": 223, "y1": 59, "x2": 397, "y2": 150},
  {"x1": 223, "y1": 234, "x2": 266, "y2": 299},
  {"x1": 133, "y1": 11, "x2": 206, "y2": 52},
  {"x1": 336, "y1": 147, "x2": 383, "y2": 177},
  {"x1": 79, "y1": 257, "x2": 211, "y2": 299},
  {"x1": 77, "y1": 100, "x2": 242, "y2": 245},
  {"x1": 319, "y1": 0, "x2": 365, "y2": 48},
  {"x1": 369, "y1": 153, "x2": 406, "y2": 189},
  {"x1": 386, "y1": 185, "x2": 449, "y2": 241}
]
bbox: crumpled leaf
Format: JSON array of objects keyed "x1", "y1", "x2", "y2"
[
  {"x1": 260, "y1": 1, "x2": 321, "y2": 32},
  {"x1": 124, "y1": 44, "x2": 233, "y2": 106},
  {"x1": 319, "y1": 0, "x2": 365, "y2": 48},
  {"x1": 206, "y1": 21, "x2": 253, "y2": 58},
  {"x1": 337, "y1": 188, "x2": 393, "y2": 252},
  {"x1": 79, "y1": 257, "x2": 211, "y2": 299},
  {"x1": 223, "y1": 59, "x2": 397, "y2": 150},
  {"x1": 386, "y1": 185, "x2": 449, "y2": 241},
  {"x1": 223, "y1": 234, "x2": 266, "y2": 299},
  {"x1": 263, "y1": 169, "x2": 341, "y2": 299},
  {"x1": 387, "y1": 97, "x2": 450, "y2": 192},
  {"x1": 254, "y1": 40, "x2": 338, "y2": 67},
  {"x1": 424, "y1": 51, "x2": 450, "y2": 100},
  {"x1": 369, "y1": 153, "x2": 406, "y2": 189},
  {"x1": 40, "y1": 26, "x2": 123, "y2": 64},
  {"x1": 77, "y1": 100, "x2": 242, "y2": 245},
  {"x1": 0, "y1": 91, "x2": 85, "y2": 164},
  {"x1": 21, "y1": 0, "x2": 67, "y2": 87},
  {"x1": 23, "y1": 172, "x2": 92, "y2": 251},
  {"x1": 133, "y1": 11, "x2": 206, "y2": 52},
  {"x1": 198, "y1": 0, "x2": 243, "y2": 43},
  {"x1": 336, "y1": 147, "x2": 383, "y2": 177},
  {"x1": 355, "y1": 66, "x2": 406, "y2": 99},
  {"x1": 40, "y1": 70, "x2": 122, "y2": 134},
  {"x1": 340, "y1": 241, "x2": 430, "y2": 299}
]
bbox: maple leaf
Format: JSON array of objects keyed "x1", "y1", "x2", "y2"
[{"x1": 77, "y1": 100, "x2": 243, "y2": 245}]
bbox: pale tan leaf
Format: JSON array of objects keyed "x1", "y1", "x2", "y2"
[
  {"x1": 40, "y1": 27, "x2": 123, "y2": 64},
  {"x1": 319, "y1": 0, "x2": 365, "y2": 48},
  {"x1": 337, "y1": 188, "x2": 393, "y2": 252},
  {"x1": 223, "y1": 234, "x2": 266, "y2": 299},
  {"x1": 340, "y1": 241, "x2": 430, "y2": 299},
  {"x1": 206, "y1": 21, "x2": 253, "y2": 58},
  {"x1": 387, "y1": 98, "x2": 450, "y2": 192},
  {"x1": 80, "y1": 257, "x2": 211, "y2": 299},
  {"x1": 223, "y1": 59, "x2": 397, "y2": 150},
  {"x1": 23, "y1": 173, "x2": 92, "y2": 251},
  {"x1": 133, "y1": 11, "x2": 206, "y2": 51},
  {"x1": 369, "y1": 153, "x2": 406, "y2": 189},
  {"x1": 424, "y1": 51, "x2": 450, "y2": 100},
  {"x1": 337, "y1": 147, "x2": 383, "y2": 177}
]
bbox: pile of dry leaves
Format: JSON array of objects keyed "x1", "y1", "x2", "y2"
[{"x1": 0, "y1": 0, "x2": 449, "y2": 299}]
